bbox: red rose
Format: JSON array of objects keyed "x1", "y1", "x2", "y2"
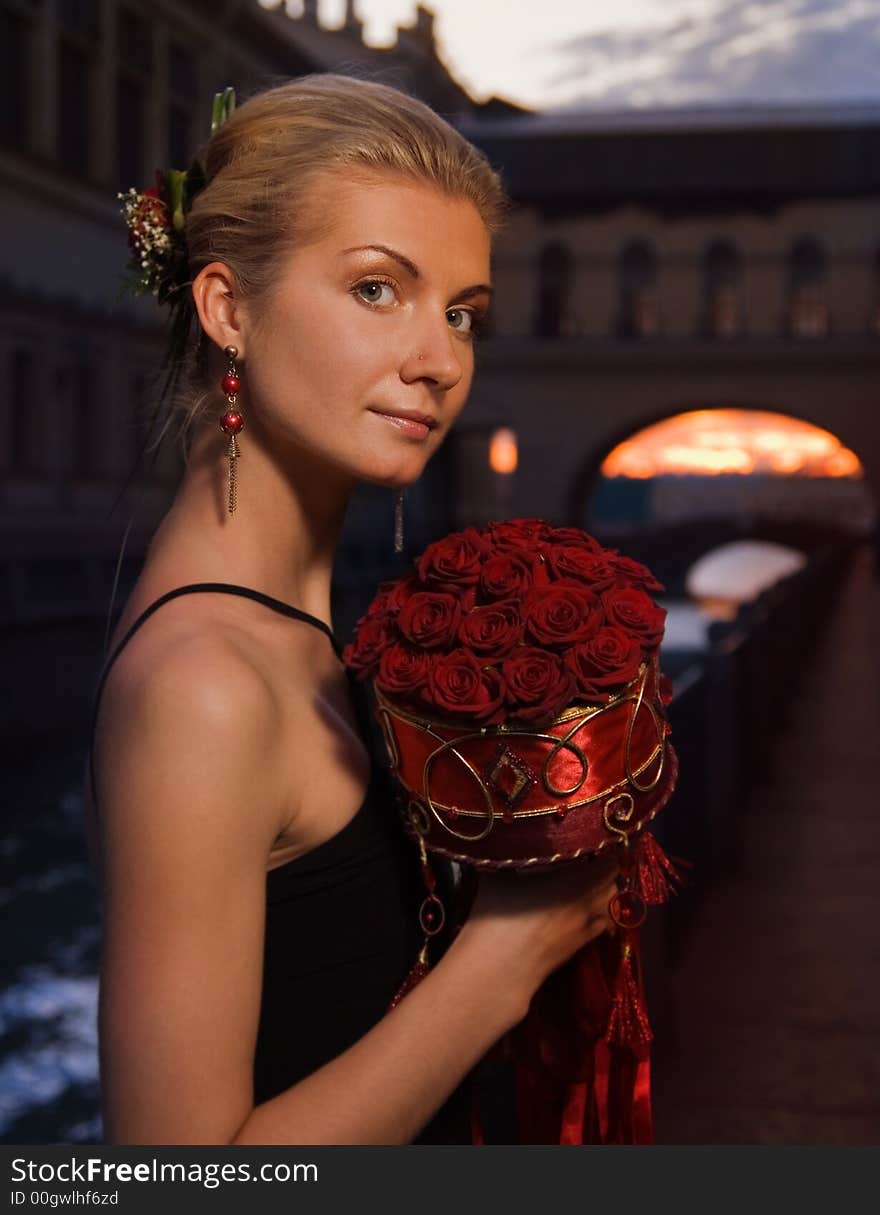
[
  {"x1": 459, "y1": 585, "x2": 478, "y2": 612},
  {"x1": 458, "y1": 600, "x2": 523, "y2": 657},
  {"x1": 523, "y1": 580, "x2": 603, "y2": 647},
  {"x1": 565, "y1": 627, "x2": 643, "y2": 698},
  {"x1": 479, "y1": 549, "x2": 538, "y2": 600},
  {"x1": 343, "y1": 614, "x2": 393, "y2": 679},
  {"x1": 612, "y1": 554, "x2": 665, "y2": 593},
  {"x1": 375, "y1": 642, "x2": 433, "y2": 698},
  {"x1": 600, "y1": 587, "x2": 666, "y2": 648},
  {"x1": 360, "y1": 586, "x2": 393, "y2": 622},
  {"x1": 416, "y1": 527, "x2": 488, "y2": 590},
  {"x1": 375, "y1": 573, "x2": 421, "y2": 616},
  {"x1": 427, "y1": 649, "x2": 506, "y2": 724},
  {"x1": 501, "y1": 647, "x2": 577, "y2": 723},
  {"x1": 545, "y1": 527, "x2": 605, "y2": 553},
  {"x1": 486, "y1": 518, "x2": 552, "y2": 551},
  {"x1": 398, "y1": 591, "x2": 461, "y2": 649},
  {"x1": 545, "y1": 545, "x2": 619, "y2": 591}
]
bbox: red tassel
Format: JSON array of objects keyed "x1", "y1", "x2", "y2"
[
  {"x1": 634, "y1": 830, "x2": 687, "y2": 905},
  {"x1": 604, "y1": 938, "x2": 652, "y2": 1056},
  {"x1": 387, "y1": 947, "x2": 429, "y2": 1011}
]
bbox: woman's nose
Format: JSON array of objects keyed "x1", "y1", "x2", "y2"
[{"x1": 400, "y1": 321, "x2": 464, "y2": 391}]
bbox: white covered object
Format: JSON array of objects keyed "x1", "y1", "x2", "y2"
[{"x1": 685, "y1": 540, "x2": 807, "y2": 606}]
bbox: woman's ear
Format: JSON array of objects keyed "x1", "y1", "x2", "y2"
[{"x1": 191, "y1": 262, "x2": 249, "y2": 359}]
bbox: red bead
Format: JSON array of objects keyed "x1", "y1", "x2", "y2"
[
  {"x1": 220, "y1": 410, "x2": 244, "y2": 435},
  {"x1": 222, "y1": 373, "x2": 241, "y2": 395},
  {"x1": 609, "y1": 889, "x2": 647, "y2": 929}
]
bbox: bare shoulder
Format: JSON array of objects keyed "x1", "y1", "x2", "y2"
[{"x1": 91, "y1": 623, "x2": 286, "y2": 886}]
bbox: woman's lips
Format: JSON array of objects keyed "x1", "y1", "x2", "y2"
[{"x1": 370, "y1": 410, "x2": 432, "y2": 439}]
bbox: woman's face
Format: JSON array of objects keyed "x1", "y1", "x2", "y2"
[{"x1": 241, "y1": 171, "x2": 493, "y2": 488}]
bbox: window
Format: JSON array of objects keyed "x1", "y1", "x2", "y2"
[
  {"x1": 115, "y1": 5, "x2": 152, "y2": 189},
  {"x1": 57, "y1": 0, "x2": 98, "y2": 176},
  {"x1": 67, "y1": 362, "x2": 93, "y2": 477},
  {"x1": 617, "y1": 241, "x2": 660, "y2": 338},
  {"x1": 702, "y1": 240, "x2": 743, "y2": 338},
  {"x1": 787, "y1": 238, "x2": 829, "y2": 338},
  {"x1": 118, "y1": 4, "x2": 151, "y2": 69},
  {"x1": 0, "y1": 5, "x2": 31, "y2": 151},
  {"x1": 869, "y1": 247, "x2": 880, "y2": 336},
  {"x1": 534, "y1": 241, "x2": 575, "y2": 338},
  {"x1": 116, "y1": 73, "x2": 146, "y2": 191},
  {"x1": 11, "y1": 348, "x2": 35, "y2": 473},
  {"x1": 167, "y1": 40, "x2": 198, "y2": 169},
  {"x1": 58, "y1": 0, "x2": 98, "y2": 39},
  {"x1": 128, "y1": 369, "x2": 155, "y2": 473}
]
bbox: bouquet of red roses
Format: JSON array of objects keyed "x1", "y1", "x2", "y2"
[{"x1": 343, "y1": 518, "x2": 681, "y2": 1144}]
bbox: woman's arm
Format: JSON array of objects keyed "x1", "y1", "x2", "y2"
[
  {"x1": 94, "y1": 635, "x2": 617, "y2": 1145},
  {"x1": 234, "y1": 856, "x2": 619, "y2": 1145},
  {"x1": 94, "y1": 635, "x2": 282, "y2": 1144}
]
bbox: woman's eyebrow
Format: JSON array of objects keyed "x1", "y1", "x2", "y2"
[{"x1": 340, "y1": 243, "x2": 493, "y2": 300}]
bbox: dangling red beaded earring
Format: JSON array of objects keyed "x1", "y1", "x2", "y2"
[{"x1": 219, "y1": 344, "x2": 243, "y2": 514}]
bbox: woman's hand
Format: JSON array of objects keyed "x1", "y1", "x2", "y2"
[{"x1": 452, "y1": 851, "x2": 620, "y2": 1018}]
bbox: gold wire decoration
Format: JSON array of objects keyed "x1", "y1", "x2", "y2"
[
  {"x1": 403, "y1": 797, "x2": 431, "y2": 838},
  {"x1": 603, "y1": 791, "x2": 636, "y2": 841},
  {"x1": 624, "y1": 660, "x2": 665, "y2": 793},
  {"x1": 373, "y1": 669, "x2": 669, "y2": 843},
  {"x1": 422, "y1": 730, "x2": 497, "y2": 841},
  {"x1": 376, "y1": 704, "x2": 401, "y2": 771}
]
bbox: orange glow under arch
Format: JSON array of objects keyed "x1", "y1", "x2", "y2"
[{"x1": 601, "y1": 409, "x2": 864, "y2": 480}]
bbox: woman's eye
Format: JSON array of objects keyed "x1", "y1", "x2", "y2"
[
  {"x1": 447, "y1": 308, "x2": 481, "y2": 336},
  {"x1": 354, "y1": 279, "x2": 396, "y2": 306}
]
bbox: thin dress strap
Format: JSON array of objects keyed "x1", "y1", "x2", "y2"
[{"x1": 88, "y1": 581, "x2": 345, "y2": 815}]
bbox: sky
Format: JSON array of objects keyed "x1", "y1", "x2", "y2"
[{"x1": 273, "y1": 0, "x2": 880, "y2": 112}]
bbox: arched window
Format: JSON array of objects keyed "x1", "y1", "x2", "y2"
[
  {"x1": 787, "y1": 238, "x2": 829, "y2": 338},
  {"x1": 702, "y1": 240, "x2": 743, "y2": 337},
  {"x1": 534, "y1": 240, "x2": 575, "y2": 338},
  {"x1": 617, "y1": 240, "x2": 659, "y2": 338}
]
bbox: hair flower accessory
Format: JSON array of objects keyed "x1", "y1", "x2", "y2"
[
  {"x1": 116, "y1": 87, "x2": 235, "y2": 297},
  {"x1": 115, "y1": 88, "x2": 234, "y2": 408},
  {"x1": 117, "y1": 170, "x2": 181, "y2": 300},
  {"x1": 344, "y1": 518, "x2": 684, "y2": 1145}
]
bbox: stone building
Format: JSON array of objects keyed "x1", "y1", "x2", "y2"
[
  {"x1": 453, "y1": 105, "x2": 880, "y2": 530},
  {"x1": 0, "y1": 0, "x2": 516, "y2": 624},
  {"x1": 2, "y1": 1, "x2": 878, "y2": 628}
]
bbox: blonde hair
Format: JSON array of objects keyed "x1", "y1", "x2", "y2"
[{"x1": 160, "y1": 72, "x2": 510, "y2": 455}]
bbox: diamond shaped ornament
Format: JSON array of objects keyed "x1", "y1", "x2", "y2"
[{"x1": 486, "y1": 744, "x2": 539, "y2": 818}]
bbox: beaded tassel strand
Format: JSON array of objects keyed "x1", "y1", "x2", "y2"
[{"x1": 219, "y1": 344, "x2": 244, "y2": 515}]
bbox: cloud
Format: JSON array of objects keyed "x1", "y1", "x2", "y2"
[{"x1": 542, "y1": 0, "x2": 880, "y2": 109}]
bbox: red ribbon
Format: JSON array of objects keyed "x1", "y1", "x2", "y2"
[
  {"x1": 469, "y1": 834, "x2": 685, "y2": 1144},
  {"x1": 500, "y1": 932, "x2": 652, "y2": 1144}
]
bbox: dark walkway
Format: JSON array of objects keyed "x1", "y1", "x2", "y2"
[{"x1": 651, "y1": 545, "x2": 880, "y2": 1143}]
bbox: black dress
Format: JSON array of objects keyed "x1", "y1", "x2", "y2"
[{"x1": 88, "y1": 582, "x2": 473, "y2": 1143}]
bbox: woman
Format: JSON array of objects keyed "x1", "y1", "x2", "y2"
[{"x1": 86, "y1": 74, "x2": 619, "y2": 1145}]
